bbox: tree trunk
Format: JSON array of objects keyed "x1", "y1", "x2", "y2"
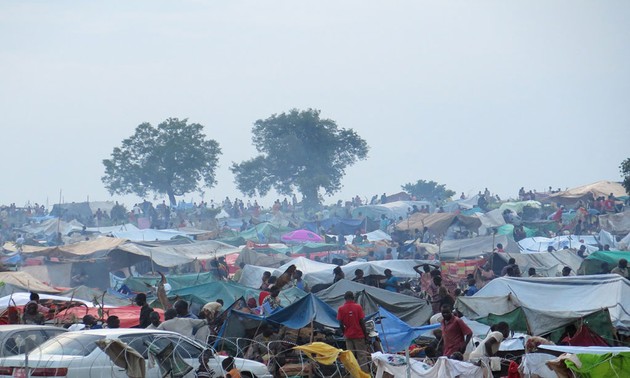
[
  {"x1": 301, "y1": 186, "x2": 320, "y2": 213},
  {"x1": 167, "y1": 190, "x2": 177, "y2": 208}
]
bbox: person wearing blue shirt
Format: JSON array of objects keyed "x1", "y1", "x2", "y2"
[
  {"x1": 383, "y1": 269, "x2": 399, "y2": 292},
  {"x1": 466, "y1": 278, "x2": 478, "y2": 296}
]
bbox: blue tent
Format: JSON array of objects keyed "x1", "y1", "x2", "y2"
[
  {"x1": 374, "y1": 307, "x2": 440, "y2": 353},
  {"x1": 267, "y1": 293, "x2": 339, "y2": 329},
  {"x1": 303, "y1": 217, "x2": 366, "y2": 235}
]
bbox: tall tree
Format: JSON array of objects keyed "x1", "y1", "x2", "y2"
[
  {"x1": 231, "y1": 109, "x2": 369, "y2": 209},
  {"x1": 621, "y1": 157, "x2": 630, "y2": 195},
  {"x1": 402, "y1": 180, "x2": 456, "y2": 203},
  {"x1": 102, "y1": 118, "x2": 221, "y2": 206}
]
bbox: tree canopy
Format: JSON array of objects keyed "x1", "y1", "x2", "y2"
[
  {"x1": 231, "y1": 109, "x2": 369, "y2": 209},
  {"x1": 401, "y1": 179, "x2": 455, "y2": 203},
  {"x1": 102, "y1": 118, "x2": 221, "y2": 206},
  {"x1": 621, "y1": 158, "x2": 630, "y2": 195}
]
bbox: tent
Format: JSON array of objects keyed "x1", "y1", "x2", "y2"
[
  {"x1": 316, "y1": 279, "x2": 433, "y2": 326},
  {"x1": 438, "y1": 235, "x2": 516, "y2": 260},
  {"x1": 373, "y1": 307, "x2": 440, "y2": 353},
  {"x1": 266, "y1": 293, "x2": 339, "y2": 329},
  {"x1": 15, "y1": 218, "x2": 84, "y2": 238},
  {"x1": 281, "y1": 230, "x2": 324, "y2": 243},
  {"x1": 395, "y1": 213, "x2": 479, "y2": 237},
  {"x1": 109, "y1": 240, "x2": 240, "y2": 268},
  {"x1": 578, "y1": 251, "x2": 630, "y2": 275},
  {"x1": 302, "y1": 217, "x2": 366, "y2": 236},
  {"x1": 8, "y1": 237, "x2": 127, "y2": 259},
  {"x1": 498, "y1": 201, "x2": 542, "y2": 214},
  {"x1": 0, "y1": 271, "x2": 60, "y2": 295},
  {"x1": 112, "y1": 228, "x2": 192, "y2": 241},
  {"x1": 457, "y1": 275, "x2": 630, "y2": 333},
  {"x1": 545, "y1": 181, "x2": 627, "y2": 205},
  {"x1": 491, "y1": 250, "x2": 584, "y2": 277},
  {"x1": 310, "y1": 259, "x2": 438, "y2": 285},
  {"x1": 234, "y1": 247, "x2": 291, "y2": 268},
  {"x1": 517, "y1": 235, "x2": 599, "y2": 253},
  {"x1": 351, "y1": 201, "x2": 433, "y2": 220},
  {"x1": 56, "y1": 305, "x2": 164, "y2": 328},
  {"x1": 599, "y1": 210, "x2": 630, "y2": 235}
]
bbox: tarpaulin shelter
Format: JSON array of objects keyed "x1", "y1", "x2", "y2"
[
  {"x1": 112, "y1": 228, "x2": 193, "y2": 241},
  {"x1": 234, "y1": 247, "x2": 291, "y2": 268},
  {"x1": 164, "y1": 280, "x2": 306, "y2": 309},
  {"x1": 517, "y1": 235, "x2": 599, "y2": 253},
  {"x1": 302, "y1": 217, "x2": 366, "y2": 236},
  {"x1": 373, "y1": 307, "x2": 440, "y2": 353},
  {"x1": 109, "y1": 240, "x2": 240, "y2": 268},
  {"x1": 351, "y1": 201, "x2": 433, "y2": 220},
  {"x1": 0, "y1": 271, "x2": 60, "y2": 295},
  {"x1": 281, "y1": 230, "x2": 324, "y2": 243},
  {"x1": 395, "y1": 213, "x2": 479, "y2": 236},
  {"x1": 475, "y1": 208, "x2": 506, "y2": 231},
  {"x1": 545, "y1": 181, "x2": 627, "y2": 205},
  {"x1": 215, "y1": 294, "x2": 338, "y2": 353},
  {"x1": 599, "y1": 210, "x2": 630, "y2": 235},
  {"x1": 498, "y1": 200, "x2": 542, "y2": 214},
  {"x1": 14, "y1": 218, "x2": 84, "y2": 238},
  {"x1": 6, "y1": 237, "x2": 127, "y2": 260},
  {"x1": 313, "y1": 259, "x2": 438, "y2": 285},
  {"x1": 120, "y1": 272, "x2": 220, "y2": 293},
  {"x1": 237, "y1": 222, "x2": 292, "y2": 243},
  {"x1": 316, "y1": 279, "x2": 433, "y2": 326},
  {"x1": 491, "y1": 250, "x2": 584, "y2": 278},
  {"x1": 457, "y1": 275, "x2": 630, "y2": 333},
  {"x1": 578, "y1": 250, "x2": 630, "y2": 275},
  {"x1": 438, "y1": 234, "x2": 517, "y2": 260}
]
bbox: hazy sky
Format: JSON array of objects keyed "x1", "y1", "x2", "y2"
[{"x1": 2, "y1": 1, "x2": 629, "y2": 208}]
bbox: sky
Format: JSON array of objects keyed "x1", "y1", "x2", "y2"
[{"x1": 1, "y1": 1, "x2": 629, "y2": 209}]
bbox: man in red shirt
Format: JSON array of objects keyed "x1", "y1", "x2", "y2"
[
  {"x1": 441, "y1": 303, "x2": 472, "y2": 357},
  {"x1": 337, "y1": 291, "x2": 369, "y2": 373}
]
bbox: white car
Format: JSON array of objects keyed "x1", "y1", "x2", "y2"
[{"x1": 0, "y1": 328, "x2": 272, "y2": 378}]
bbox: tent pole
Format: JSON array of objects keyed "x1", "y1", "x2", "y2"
[{"x1": 309, "y1": 319, "x2": 315, "y2": 343}]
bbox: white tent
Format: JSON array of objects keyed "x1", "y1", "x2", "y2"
[
  {"x1": 112, "y1": 228, "x2": 193, "y2": 241},
  {"x1": 458, "y1": 275, "x2": 630, "y2": 332},
  {"x1": 0, "y1": 293, "x2": 95, "y2": 308}
]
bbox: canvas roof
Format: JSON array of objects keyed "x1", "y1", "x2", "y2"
[
  {"x1": 459, "y1": 275, "x2": 630, "y2": 331},
  {"x1": 15, "y1": 218, "x2": 84, "y2": 237},
  {"x1": 546, "y1": 181, "x2": 626, "y2": 204},
  {"x1": 0, "y1": 271, "x2": 60, "y2": 293},
  {"x1": 111, "y1": 239, "x2": 240, "y2": 267},
  {"x1": 395, "y1": 213, "x2": 459, "y2": 235},
  {"x1": 492, "y1": 250, "x2": 584, "y2": 278},
  {"x1": 599, "y1": 210, "x2": 630, "y2": 235},
  {"x1": 438, "y1": 234, "x2": 516, "y2": 260},
  {"x1": 316, "y1": 279, "x2": 433, "y2": 326},
  {"x1": 351, "y1": 200, "x2": 433, "y2": 220},
  {"x1": 11, "y1": 237, "x2": 127, "y2": 258}
]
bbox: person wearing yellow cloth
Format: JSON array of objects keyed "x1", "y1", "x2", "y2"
[{"x1": 294, "y1": 342, "x2": 370, "y2": 378}]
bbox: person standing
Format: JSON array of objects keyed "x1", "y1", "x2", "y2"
[
  {"x1": 468, "y1": 322, "x2": 510, "y2": 361},
  {"x1": 441, "y1": 304, "x2": 472, "y2": 357},
  {"x1": 337, "y1": 291, "x2": 369, "y2": 373},
  {"x1": 135, "y1": 293, "x2": 153, "y2": 328}
]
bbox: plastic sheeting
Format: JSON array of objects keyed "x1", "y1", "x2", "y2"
[
  {"x1": 352, "y1": 201, "x2": 433, "y2": 220},
  {"x1": 267, "y1": 294, "x2": 339, "y2": 329},
  {"x1": 112, "y1": 228, "x2": 192, "y2": 241},
  {"x1": 517, "y1": 235, "x2": 599, "y2": 253},
  {"x1": 493, "y1": 250, "x2": 584, "y2": 277},
  {"x1": 465, "y1": 275, "x2": 630, "y2": 331},
  {"x1": 439, "y1": 235, "x2": 513, "y2": 260},
  {"x1": 371, "y1": 353, "x2": 486, "y2": 378},
  {"x1": 374, "y1": 307, "x2": 440, "y2": 353},
  {"x1": 599, "y1": 210, "x2": 630, "y2": 234},
  {"x1": 316, "y1": 279, "x2": 433, "y2": 326},
  {"x1": 112, "y1": 240, "x2": 240, "y2": 267}
]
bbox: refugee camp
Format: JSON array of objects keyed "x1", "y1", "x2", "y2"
[{"x1": 2, "y1": 1, "x2": 630, "y2": 378}]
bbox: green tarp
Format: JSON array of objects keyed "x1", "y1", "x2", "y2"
[
  {"x1": 122, "y1": 272, "x2": 219, "y2": 293},
  {"x1": 579, "y1": 251, "x2": 630, "y2": 275},
  {"x1": 566, "y1": 352, "x2": 630, "y2": 377},
  {"x1": 476, "y1": 307, "x2": 529, "y2": 334},
  {"x1": 154, "y1": 280, "x2": 307, "y2": 309},
  {"x1": 497, "y1": 224, "x2": 536, "y2": 238},
  {"x1": 546, "y1": 309, "x2": 615, "y2": 345}
]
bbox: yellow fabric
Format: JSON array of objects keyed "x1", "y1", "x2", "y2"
[
  {"x1": 294, "y1": 342, "x2": 370, "y2": 378},
  {"x1": 339, "y1": 350, "x2": 370, "y2": 378},
  {"x1": 294, "y1": 342, "x2": 340, "y2": 365}
]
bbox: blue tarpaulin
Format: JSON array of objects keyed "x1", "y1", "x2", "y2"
[
  {"x1": 267, "y1": 293, "x2": 339, "y2": 329},
  {"x1": 375, "y1": 307, "x2": 440, "y2": 353}
]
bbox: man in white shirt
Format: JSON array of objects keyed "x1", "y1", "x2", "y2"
[
  {"x1": 157, "y1": 309, "x2": 208, "y2": 343},
  {"x1": 468, "y1": 322, "x2": 510, "y2": 361}
]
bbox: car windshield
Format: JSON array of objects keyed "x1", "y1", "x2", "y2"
[{"x1": 37, "y1": 333, "x2": 104, "y2": 357}]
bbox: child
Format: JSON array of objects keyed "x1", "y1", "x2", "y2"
[
  {"x1": 196, "y1": 349, "x2": 215, "y2": 378},
  {"x1": 465, "y1": 278, "x2": 478, "y2": 296},
  {"x1": 221, "y1": 356, "x2": 240, "y2": 378}
]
